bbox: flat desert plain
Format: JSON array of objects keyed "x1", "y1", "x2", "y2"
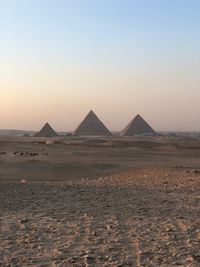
[{"x1": 1, "y1": 136, "x2": 200, "y2": 267}]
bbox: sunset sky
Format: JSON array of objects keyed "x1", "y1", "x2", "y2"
[{"x1": 1, "y1": 0, "x2": 200, "y2": 131}]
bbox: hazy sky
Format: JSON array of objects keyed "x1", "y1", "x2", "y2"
[{"x1": 1, "y1": 0, "x2": 200, "y2": 131}]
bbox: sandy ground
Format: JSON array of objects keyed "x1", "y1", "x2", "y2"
[
  {"x1": 1, "y1": 137, "x2": 200, "y2": 266},
  {"x1": 1, "y1": 136, "x2": 200, "y2": 181}
]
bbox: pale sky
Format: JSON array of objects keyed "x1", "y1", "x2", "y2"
[{"x1": 0, "y1": 0, "x2": 200, "y2": 131}]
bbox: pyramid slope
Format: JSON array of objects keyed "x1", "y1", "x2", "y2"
[
  {"x1": 74, "y1": 111, "x2": 112, "y2": 136},
  {"x1": 34, "y1": 123, "x2": 58, "y2": 137},
  {"x1": 121, "y1": 114, "x2": 156, "y2": 136}
]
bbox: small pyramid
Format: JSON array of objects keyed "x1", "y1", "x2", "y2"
[
  {"x1": 121, "y1": 114, "x2": 156, "y2": 136},
  {"x1": 34, "y1": 123, "x2": 57, "y2": 137},
  {"x1": 74, "y1": 110, "x2": 112, "y2": 136}
]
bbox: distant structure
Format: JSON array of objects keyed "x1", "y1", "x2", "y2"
[
  {"x1": 34, "y1": 123, "x2": 58, "y2": 137},
  {"x1": 74, "y1": 110, "x2": 112, "y2": 136},
  {"x1": 23, "y1": 133, "x2": 30, "y2": 137},
  {"x1": 121, "y1": 114, "x2": 156, "y2": 136}
]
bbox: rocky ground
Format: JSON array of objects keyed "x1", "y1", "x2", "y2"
[{"x1": 1, "y1": 168, "x2": 200, "y2": 266}]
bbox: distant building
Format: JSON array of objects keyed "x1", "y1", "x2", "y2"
[
  {"x1": 74, "y1": 110, "x2": 112, "y2": 136},
  {"x1": 34, "y1": 123, "x2": 58, "y2": 137},
  {"x1": 23, "y1": 133, "x2": 30, "y2": 137},
  {"x1": 121, "y1": 114, "x2": 156, "y2": 136}
]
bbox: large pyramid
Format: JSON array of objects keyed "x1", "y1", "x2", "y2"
[
  {"x1": 121, "y1": 114, "x2": 156, "y2": 136},
  {"x1": 74, "y1": 110, "x2": 112, "y2": 136},
  {"x1": 34, "y1": 123, "x2": 58, "y2": 137}
]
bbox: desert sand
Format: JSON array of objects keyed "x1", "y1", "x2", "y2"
[{"x1": 1, "y1": 136, "x2": 200, "y2": 266}]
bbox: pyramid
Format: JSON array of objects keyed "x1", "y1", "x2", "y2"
[
  {"x1": 34, "y1": 123, "x2": 58, "y2": 137},
  {"x1": 74, "y1": 110, "x2": 112, "y2": 136},
  {"x1": 121, "y1": 114, "x2": 156, "y2": 136}
]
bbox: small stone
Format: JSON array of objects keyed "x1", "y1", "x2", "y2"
[
  {"x1": 186, "y1": 255, "x2": 194, "y2": 262},
  {"x1": 68, "y1": 258, "x2": 76, "y2": 263},
  {"x1": 19, "y1": 218, "x2": 28, "y2": 224},
  {"x1": 92, "y1": 231, "x2": 97, "y2": 236}
]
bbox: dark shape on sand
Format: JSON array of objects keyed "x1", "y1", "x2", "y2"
[
  {"x1": 23, "y1": 133, "x2": 30, "y2": 137},
  {"x1": 34, "y1": 123, "x2": 57, "y2": 137},
  {"x1": 121, "y1": 114, "x2": 156, "y2": 136},
  {"x1": 74, "y1": 110, "x2": 112, "y2": 136}
]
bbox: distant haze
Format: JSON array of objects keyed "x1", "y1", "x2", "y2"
[{"x1": 1, "y1": 0, "x2": 200, "y2": 131}]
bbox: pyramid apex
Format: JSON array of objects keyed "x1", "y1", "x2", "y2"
[
  {"x1": 135, "y1": 114, "x2": 142, "y2": 119},
  {"x1": 87, "y1": 110, "x2": 98, "y2": 118},
  {"x1": 88, "y1": 110, "x2": 95, "y2": 115}
]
